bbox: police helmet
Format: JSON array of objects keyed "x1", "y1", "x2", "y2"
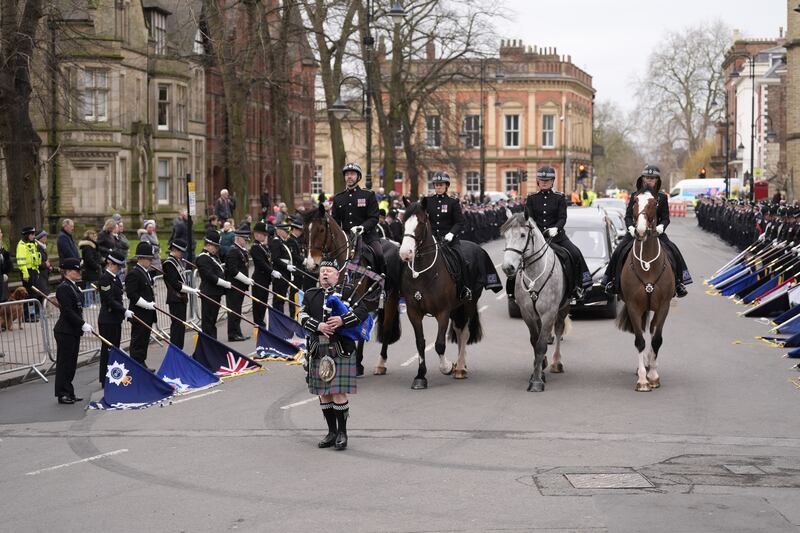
[
  {"x1": 535, "y1": 166, "x2": 556, "y2": 181},
  {"x1": 342, "y1": 162, "x2": 363, "y2": 181},
  {"x1": 431, "y1": 171, "x2": 451, "y2": 185}
]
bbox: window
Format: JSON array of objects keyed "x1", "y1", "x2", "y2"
[
  {"x1": 426, "y1": 171, "x2": 436, "y2": 193},
  {"x1": 157, "y1": 85, "x2": 169, "y2": 130},
  {"x1": 193, "y1": 28, "x2": 205, "y2": 55},
  {"x1": 176, "y1": 85, "x2": 187, "y2": 133},
  {"x1": 504, "y1": 170, "x2": 519, "y2": 194},
  {"x1": 176, "y1": 158, "x2": 187, "y2": 204},
  {"x1": 542, "y1": 114, "x2": 555, "y2": 148},
  {"x1": 83, "y1": 69, "x2": 108, "y2": 122},
  {"x1": 148, "y1": 10, "x2": 167, "y2": 55},
  {"x1": 116, "y1": 158, "x2": 128, "y2": 208},
  {"x1": 464, "y1": 115, "x2": 480, "y2": 148},
  {"x1": 504, "y1": 114, "x2": 520, "y2": 148},
  {"x1": 312, "y1": 166, "x2": 323, "y2": 195},
  {"x1": 157, "y1": 159, "x2": 170, "y2": 204},
  {"x1": 191, "y1": 69, "x2": 204, "y2": 122},
  {"x1": 465, "y1": 171, "x2": 480, "y2": 194},
  {"x1": 425, "y1": 115, "x2": 441, "y2": 148},
  {"x1": 193, "y1": 139, "x2": 204, "y2": 182},
  {"x1": 393, "y1": 123, "x2": 403, "y2": 148}
]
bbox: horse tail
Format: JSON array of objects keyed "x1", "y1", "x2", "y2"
[
  {"x1": 466, "y1": 307, "x2": 483, "y2": 344},
  {"x1": 376, "y1": 291, "x2": 401, "y2": 345},
  {"x1": 616, "y1": 302, "x2": 634, "y2": 333}
]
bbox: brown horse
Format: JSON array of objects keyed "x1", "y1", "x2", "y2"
[
  {"x1": 617, "y1": 187, "x2": 675, "y2": 392},
  {"x1": 303, "y1": 199, "x2": 402, "y2": 375},
  {"x1": 398, "y1": 199, "x2": 484, "y2": 389}
]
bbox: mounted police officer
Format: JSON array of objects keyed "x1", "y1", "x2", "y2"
[
  {"x1": 196, "y1": 229, "x2": 231, "y2": 339},
  {"x1": 97, "y1": 250, "x2": 128, "y2": 385},
  {"x1": 602, "y1": 164, "x2": 691, "y2": 298},
  {"x1": 53, "y1": 258, "x2": 91, "y2": 404},
  {"x1": 520, "y1": 165, "x2": 592, "y2": 300},
  {"x1": 251, "y1": 221, "x2": 278, "y2": 327},
  {"x1": 125, "y1": 242, "x2": 157, "y2": 366},
  {"x1": 162, "y1": 239, "x2": 198, "y2": 350},
  {"x1": 225, "y1": 226, "x2": 254, "y2": 342},
  {"x1": 331, "y1": 162, "x2": 385, "y2": 275},
  {"x1": 299, "y1": 257, "x2": 371, "y2": 451},
  {"x1": 425, "y1": 171, "x2": 470, "y2": 299}
]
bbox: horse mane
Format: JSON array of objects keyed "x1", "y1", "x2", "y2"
[{"x1": 500, "y1": 212, "x2": 525, "y2": 233}]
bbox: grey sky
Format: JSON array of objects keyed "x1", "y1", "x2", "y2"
[{"x1": 502, "y1": 0, "x2": 787, "y2": 111}]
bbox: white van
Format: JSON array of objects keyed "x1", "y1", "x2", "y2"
[{"x1": 669, "y1": 178, "x2": 738, "y2": 205}]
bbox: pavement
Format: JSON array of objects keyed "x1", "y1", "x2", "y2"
[{"x1": 1, "y1": 216, "x2": 799, "y2": 532}]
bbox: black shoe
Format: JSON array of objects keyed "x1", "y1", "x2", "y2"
[
  {"x1": 228, "y1": 335, "x2": 250, "y2": 342},
  {"x1": 676, "y1": 284, "x2": 688, "y2": 298},
  {"x1": 57, "y1": 396, "x2": 75, "y2": 404},
  {"x1": 334, "y1": 431, "x2": 348, "y2": 450},
  {"x1": 318, "y1": 432, "x2": 337, "y2": 448},
  {"x1": 71, "y1": 396, "x2": 84, "y2": 402}
]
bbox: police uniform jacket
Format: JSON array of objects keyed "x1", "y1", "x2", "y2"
[
  {"x1": 125, "y1": 264, "x2": 156, "y2": 323},
  {"x1": 298, "y1": 283, "x2": 370, "y2": 356},
  {"x1": 331, "y1": 186, "x2": 380, "y2": 244},
  {"x1": 225, "y1": 243, "x2": 251, "y2": 291},
  {"x1": 426, "y1": 194, "x2": 464, "y2": 241},
  {"x1": 54, "y1": 279, "x2": 84, "y2": 337},
  {"x1": 196, "y1": 250, "x2": 227, "y2": 298},
  {"x1": 624, "y1": 191, "x2": 670, "y2": 230},
  {"x1": 286, "y1": 234, "x2": 305, "y2": 267},
  {"x1": 250, "y1": 240, "x2": 274, "y2": 286},
  {"x1": 269, "y1": 236, "x2": 292, "y2": 279},
  {"x1": 162, "y1": 255, "x2": 188, "y2": 304},
  {"x1": 98, "y1": 269, "x2": 125, "y2": 325},
  {"x1": 525, "y1": 189, "x2": 568, "y2": 243}
]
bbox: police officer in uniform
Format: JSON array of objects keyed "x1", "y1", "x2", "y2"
[
  {"x1": 125, "y1": 242, "x2": 158, "y2": 366},
  {"x1": 54, "y1": 258, "x2": 91, "y2": 404},
  {"x1": 162, "y1": 239, "x2": 198, "y2": 349},
  {"x1": 225, "y1": 227, "x2": 255, "y2": 341},
  {"x1": 299, "y1": 257, "x2": 371, "y2": 451},
  {"x1": 331, "y1": 162, "x2": 385, "y2": 275},
  {"x1": 97, "y1": 250, "x2": 129, "y2": 385},
  {"x1": 251, "y1": 221, "x2": 279, "y2": 327},
  {"x1": 196, "y1": 229, "x2": 231, "y2": 339},
  {"x1": 16, "y1": 226, "x2": 42, "y2": 321},
  {"x1": 521, "y1": 165, "x2": 592, "y2": 299},
  {"x1": 269, "y1": 222, "x2": 293, "y2": 315}
]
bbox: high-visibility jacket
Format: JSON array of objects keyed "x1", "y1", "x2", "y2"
[
  {"x1": 580, "y1": 189, "x2": 597, "y2": 206},
  {"x1": 16, "y1": 239, "x2": 41, "y2": 280},
  {"x1": 570, "y1": 191, "x2": 583, "y2": 206}
]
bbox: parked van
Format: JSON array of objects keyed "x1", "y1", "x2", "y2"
[{"x1": 668, "y1": 178, "x2": 739, "y2": 205}]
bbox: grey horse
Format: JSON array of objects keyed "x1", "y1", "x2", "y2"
[{"x1": 501, "y1": 213, "x2": 571, "y2": 392}]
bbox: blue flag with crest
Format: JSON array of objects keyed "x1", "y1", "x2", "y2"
[
  {"x1": 268, "y1": 308, "x2": 307, "y2": 349},
  {"x1": 157, "y1": 344, "x2": 221, "y2": 392},
  {"x1": 89, "y1": 347, "x2": 175, "y2": 410}
]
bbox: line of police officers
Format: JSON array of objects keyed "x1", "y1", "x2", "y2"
[{"x1": 695, "y1": 196, "x2": 796, "y2": 251}]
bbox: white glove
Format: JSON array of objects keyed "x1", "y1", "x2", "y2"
[
  {"x1": 271, "y1": 270, "x2": 283, "y2": 279},
  {"x1": 2, "y1": 274, "x2": 6, "y2": 283},
  {"x1": 758, "y1": 232, "x2": 766, "y2": 241},
  {"x1": 656, "y1": 224, "x2": 664, "y2": 235},
  {"x1": 136, "y1": 297, "x2": 156, "y2": 311},
  {"x1": 181, "y1": 284, "x2": 200, "y2": 294},
  {"x1": 287, "y1": 264, "x2": 297, "y2": 272},
  {"x1": 350, "y1": 225, "x2": 364, "y2": 235},
  {"x1": 234, "y1": 272, "x2": 254, "y2": 286},
  {"x1": 628, "y1": 226, "x2": 636, "y2": 237},
  {"x1": 81, "y1": 323, "x2": 93, "y2": 333},
  {"x1": 547, "y1": 227, "x2": 558, "y2": 238},
  {"x1": 444, "y1": 232, "x2": 454, "y2": 242},
  {"x1": 124, "y1": 309, "x2": 134, "y2": 320},
  {"x1": 217, "y1": 278, "x2": 232, "y2": 289}
]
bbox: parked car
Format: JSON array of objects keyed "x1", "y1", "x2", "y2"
[
  {"x1": 593, "y1": 197, "x2": 627, "y2": 212},
  {"x1": 601, "y1": 207, "x2": 627, "y2": 244}
]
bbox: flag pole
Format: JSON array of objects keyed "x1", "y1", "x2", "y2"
[
  {"x1": 194, "y1": 290, "x2": 259, "y2": 328},
  {"x1": 31, "y1": 285, "x2": 116, "y2": 348}
]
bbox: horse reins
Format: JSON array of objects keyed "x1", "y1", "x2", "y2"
[
  {"x1": 404, "y1": 218, "x2": 440, "y2": 279},
  {"x1": 504, "y1": 222, "x2": 556, "y2": 302}
]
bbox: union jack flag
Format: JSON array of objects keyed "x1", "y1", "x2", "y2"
[
  {"x1": 216, "y1": 351, "x2": 259, "y2": 376},
  {"x1": 193, "y1": 332, "x2": 262, "y2": 378}
]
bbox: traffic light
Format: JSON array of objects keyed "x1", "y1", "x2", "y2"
[
  {"x1": 578, "y1": 164, "x2": 588, "y2": 180},
  {"x1": 519, "y1": 169, "x2": 528, "y2": 182},
  {"x1": 698, "y1": 167, "x2": 706, "y2": 179}
]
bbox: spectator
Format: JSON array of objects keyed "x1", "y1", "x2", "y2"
[
  {"x1": 0, "y1": 228, "x2": 10, "y2": 303},
  {"x1": 80, "y1": 230, "x2": 102, "y2": 306},
  {"x1": 219, "y1": 220, "x2": 235, "y2": 258},
  {"x1": 35, "y1": 230, "x2": 51, "y2": 299},
  {"x1": 56, "y1": 218, "x2": 79, "y2": 263},
  {"x1": 205, "y1": 214, "x2": 219, "y2": 232},
  {"x1": 96, "y1": 219, "x2": 117, "y2": 259},
  {"x1": 215, "y1": 189, "x2": 236, "y2": 221},
  {"x1": 115, "y1": 219, "x2": 130, "y2": 258},
  {"x1": 274, "y1": 202, "x2": 288, "y2": 224},
  {"x1": 139, "y1": 220, "x2": 162, "y2": 271},
  {"x1": 239, "y1": 214, "x2": 253, "y2": 232},
  {"x1": 170, "y1": 209, "x2": 193, "y2": 260}
]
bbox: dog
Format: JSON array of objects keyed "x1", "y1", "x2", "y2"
[{"x1": 0, "y1": 286, "x2": 29, "y2": 332}]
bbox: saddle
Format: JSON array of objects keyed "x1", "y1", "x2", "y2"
[
  {"x1": 614, "y1": 236, "x2": 679, "y2": 294},
  {"x1": 347, "y1": 233, "x2": 379, "y2": 275}
]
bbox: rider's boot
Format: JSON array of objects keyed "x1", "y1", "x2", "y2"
[{"x1": 675, "y1": 283, "x2": 688, "y2": 298}]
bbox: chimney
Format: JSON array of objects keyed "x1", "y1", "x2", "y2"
[
  {"x1": 732, "y1": 28, "x2": 742, "y2": 42},
  {"x1": 426, "y1": 38, "x2": 435, "y2": 61}
]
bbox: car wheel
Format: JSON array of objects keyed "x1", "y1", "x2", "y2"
[
  {"x1": 508, "y1": 297, "x2": 522, "y2": 318},
  {"x1": 601, "y1": 294, "x2": 618, "y2": 319}
]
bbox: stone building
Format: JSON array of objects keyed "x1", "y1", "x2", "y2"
[{"x1": 787, "y1": 3, "x2": 800, "y2": 199}]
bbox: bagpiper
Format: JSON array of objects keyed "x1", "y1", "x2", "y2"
[
  {"x1": 195, "y1": 229, "x2": 231, "y2": 339},
  {"x1": 161, "y1": 238, "x2": 198, "y2": 349}
]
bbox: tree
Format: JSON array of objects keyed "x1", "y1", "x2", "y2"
[
  {"x1": 682, "y1": 139, "x2": 716, "y2": 179},
  {"x1": 593, "y1": 101, "x2": 646, "y2": 191},
  {"x1": 635, "y1": 20, "x2": 729, "y2": 154},
  {"x1": 0, "y1": 0, "x2": 46, "y2": 239}
]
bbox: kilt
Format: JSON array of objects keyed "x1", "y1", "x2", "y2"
[{"x1": 307, "y1": 350, "x2": 357, "y2": 395}]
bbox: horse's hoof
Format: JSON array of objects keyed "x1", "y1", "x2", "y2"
[
  {"x1": 373, "y1": 366, "x2": 387, "y2": 376},
  {"x1": 527, "y1": 381, "x2": 545, "y2": 392},
  {"x1": 411, "y1": 378, "x2": 428, "y2": 390},
  {"x1": 453, "y1": 369, "x2": 468, "y2": 379},
  {"x1": 648, "y1": 377, "x2": 661, "y2": 388},
  {"x1": 550, "y1": 362, "x2": 564, "y2": 373},
  {"x1": 635, "y1": 382, "x2": 652, "y2": 392},
  {"x1": 547, "y1": 335, "x2": 555, "y2": 345},
  {"x1": 440, "y1": 361, "x2": 455, "y2": 375}
]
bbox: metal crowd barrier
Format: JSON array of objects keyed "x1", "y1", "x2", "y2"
[{"x1": 0, "y1": 298, "x2": 50, "y2": 382}]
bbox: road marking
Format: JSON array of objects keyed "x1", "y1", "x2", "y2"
[
  {"x1": 401, "y1": 343, "x2": 434, "y2": 366},
  {"x1": 280, "y1": 397, "x2": 318, "y2": 410},
  {"x1": 479, "y1": 305, "x2": 488, "y2": 313},
  {"x1": 172, "y1": 389, "x2": 222, "y2": 405},
  {"x1": 25, "y1": 449, "x2": 129, "y2": 476},
  {"x1": 496, "y1": 293, "x2": 506, "y2": 300}
]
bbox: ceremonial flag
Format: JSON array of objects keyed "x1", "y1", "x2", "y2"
[
  {"x1": 89, "y1": 347, "x2": 175, "y2": 410},
  {"x1": 157, "y1": 344, "x2": 221, "y2": 392},
  {"x1": 708, "y1": 264, "x2": 747, "y2": 286},
  {"x1": 193, "y1": 332, "x2": 262, "y2": 377},
  {"x1": 254, "y1": 327, "x2": 303, "y2": 361},
  {"x1": 785, "y1": 346, "x2": 800, "y2": 359},
  {"x1": 720, "y1": 272, "x2": 758, "y2": 296},
  {"x1": 268, "y1": 308, "x2": 306, "y2": 349},
  {"x1": 773, "y1": 304, "x2": 800, "y2": 328},
  {"x1": 740, "y1": 276, "x2": 781, "y2": 304},
  {"x1": 742, "y1": 282, "x2": 795, "y2": 318}
]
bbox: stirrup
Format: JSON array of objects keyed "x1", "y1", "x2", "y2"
[{"x1": 459, "y1": 287, "x2": 472, "y2": 301}]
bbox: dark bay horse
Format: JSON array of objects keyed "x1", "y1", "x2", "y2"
[
  {"x1": 303, "y1": 199, "x2": 402, "y2": 374},
  {"x1": 398, "y1": 199, "x2": 484, "y2": 389},
  {"x1": 617, "y1": 187, "x2": 675, "y2": 392}
]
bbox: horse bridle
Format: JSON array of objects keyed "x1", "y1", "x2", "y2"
[
  {"x1": 504, "y1": 221, "x2": 555, "y2": 302},
  {"x1": 403, "y1": 214, "x2": 440, "y2": 278},
  {"x1": 309, "y1": 215, "x2": 351, "y2": 271}
]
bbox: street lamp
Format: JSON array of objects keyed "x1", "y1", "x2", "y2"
[{"x1": 478, "y1": 59, "x2": 504, "y2": 204}]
